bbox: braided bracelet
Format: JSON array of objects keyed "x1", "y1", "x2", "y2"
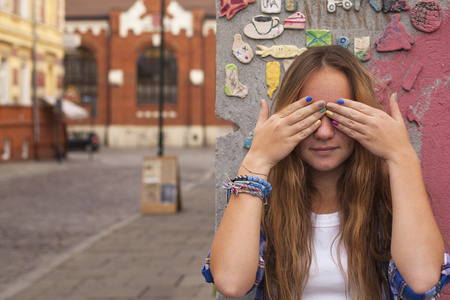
[
  {"x1": 222, "y1": 181, "x2": 268, "y2": 205},
  {"x1": 233, "y1": 181, "x2": 271, "y2": 197},
  {"x1": 223, "y1": 174, "x2": 272, "y2": 205},
  {"x1": 230, "y1": 175, "x2": 272, "y2": 194}
]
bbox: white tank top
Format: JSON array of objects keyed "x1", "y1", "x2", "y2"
[{"x1": 302, "y1": 212, "x2": 348, "y2": 299}]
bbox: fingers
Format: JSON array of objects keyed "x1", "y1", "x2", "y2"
[
  {"x1": 323, "y1": 113, "x2": 365, "y2": 140},
  {"x1": 283, "y1": 98, "x2": 327, "y2": 127},
  {"x1": 292, "y1": 115, "x2": 323, "y2": 140},
  {"x1": 256, "y1": 96, "x2": 326, "y2": 145},
  {"x1": 389, "y1": 93, "x2": 403, "y2": 121},
  {"x1": 256, "y1": 99, "x2": 270, "y2": 127},
  {"x1": 326, "y1": 98, "x2": 373, "y2": 123},
  {"x1": 288, "y1": 101, "x2": 326, "y2": 132},
  {"x1": 277, "y1": 96, "x2": 313, "y2": 118},
  {"x1": 325, "y1": 98, "x2": 376, "y2": 138}
]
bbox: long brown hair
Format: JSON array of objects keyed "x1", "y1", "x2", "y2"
[{"x1": 263, "y1": 45, "x2": 392, "y2": 299}]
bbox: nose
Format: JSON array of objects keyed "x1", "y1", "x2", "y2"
[{"x1": 314, "y1": 116, "x2": 335, "y2": 140}]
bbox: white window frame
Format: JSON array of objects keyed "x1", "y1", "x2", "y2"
[
  {"x1": 21, "y1": 62, "x2": 31, "y2": 105},
  {"x1": 1, "y1": 58, "x2": 9, "y2": 105},
  {"x1": 20, "y1": 0, "x2": 30, "y2": 18},
  {"x1": 21, "y1": 138, "x2": 29, "y2": 159},
  {"x1": 2, "y1": 138, "x2": 11, "y2": 161},
  {"x1": 0, "y1": 0, "x2": 13, "y2": 11}
]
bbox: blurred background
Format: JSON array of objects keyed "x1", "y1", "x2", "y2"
[{"x1": 0, "y1": 0, "x2": 224, "y2": 299}]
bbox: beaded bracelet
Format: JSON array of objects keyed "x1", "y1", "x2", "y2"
[
  {"x1": 223, "y1": 174, "x2": 272, "y2": 205},
  {"x1": 222, "y1": 181, "x2": 268, "y2": 205},
  {"x1": 230, "y1": 175, "x2": 272, "y2": 194}
]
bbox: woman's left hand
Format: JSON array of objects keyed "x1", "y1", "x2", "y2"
[
  {"x1": 325, "y1": 93, "x2": 414, "y2": 163},
  {"x1": 328, "y1": 93, "x2": 446, "y2": 291}
]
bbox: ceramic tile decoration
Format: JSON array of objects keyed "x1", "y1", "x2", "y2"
[
  {"x1": 369, "y1": 0, "x2": 382, "y2": 11},
  {"x1": 403, "y1": 61, "x2": 423, "y2": 91},
  {"x1": 327, "y1": 0, "x2": 353, "y2": 13},
  {"x1": 243, "y1": 131, "x2": 254, "y2": 149},
  {"x1": 224, "y1": 64, "x2": 248, "y2": 98},
  {"x1": 256, "y1": 45, "x2": 307, "y2": 58},
  {"x1": 266, "y1": 61, "x2": 280, "y2": 99},
  {"x1": 411, "y1": 0, "x2": 443, "y2": 33},
  {"x1": 244, "y1": 15, "x2": 284, "y2": 39},
  {"x1": 283, "y1": 59, "x2": 294, "y2": 72},
  {"x1": 306, "y1": 30, "x2": 332, "y2": 47},
  {"x1": 232, "y1": 34, "x2": 254, "y2": 64},
  {"x1": 382, "y1": 0, "x2": 410, "y2": 12},
  {"x1": 338, "y1": 36, "x2": 350, "y2": 48},
  {"x1": 219, "y1": 0, "x2": 255, "y2": 19},
  {"x1": 354, "y1": 0, "x2": 361, "y2": 10},
  {"x1": 376, "y1": 14, "x2": 414, "y2": 51},
  {"x1": 354, "y1": 37, "x2": 371, "y2": 61},
  {"x1": 285, "y1": 0, "x2": 297, "y2": 11},
  {"x1": 261, "y1": 0, "x2": 281, "y2": 13},
  {"x1": 284, "y1": 12, "x2": 306, "y2": 29}
]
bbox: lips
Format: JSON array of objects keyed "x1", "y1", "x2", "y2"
[{"x1": 311, "y1": 147, "x2": 338, "y2": 155}]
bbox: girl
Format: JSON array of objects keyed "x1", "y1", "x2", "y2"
[{"x1": 203, "y1": 45, "x2": 449, "y2": 299}]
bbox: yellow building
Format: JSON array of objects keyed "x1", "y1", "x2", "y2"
[{"x1": 0, "y1": 0, "x2": 66, "y2": 161}]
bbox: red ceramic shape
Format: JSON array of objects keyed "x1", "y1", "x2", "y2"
[
  {"x1": 411, "y1": 0, "x2": 443, "y2": 33},
  {"x1": 219, "y1": 0, "x2": 255, "y2": 19},
  {"x1": 376, "y1": 14, "x2": 414, "y2": 51}
]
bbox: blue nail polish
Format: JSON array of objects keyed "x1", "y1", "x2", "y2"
[
  {"x1": 337, "y1": 99, "x2": 345, "y2": 105},
  {"x1": 306, "y1": 96, "x2": 313, "y2": 102}
]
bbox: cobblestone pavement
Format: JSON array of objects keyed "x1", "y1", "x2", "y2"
[{"x1": 0, "y1": 147, "x2": 216, "y2": 299}]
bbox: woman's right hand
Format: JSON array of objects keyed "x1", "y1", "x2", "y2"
[
  {"x1": 244, "y1": 97, "x2": 326, "y2": 173},
  {"x1": 211, "y1": 97, "x2": 325, "y2": 297}
]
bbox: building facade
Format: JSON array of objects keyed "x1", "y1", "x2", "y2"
[
  {"x1": 65, "y1": 0, "x2": 231, "y2": 148},
  {"x1": 0, "y1": 0, "x2": 66, "y2": 161}
]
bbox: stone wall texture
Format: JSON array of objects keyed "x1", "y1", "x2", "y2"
[{"x1": 215, "y1": 1, "x2": 450, "y2": 298}]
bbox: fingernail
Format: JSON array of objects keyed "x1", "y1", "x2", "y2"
[
  {"x1": 306, "y1": 96, "x2": 313, "y2": 102},
  {"x1": 332, "y1": 120, "x2": 339, "y2": 126},
  {"x1": 317, "y1": 100, "x2": 325, "y2": 107},
  {"x1": 394, "y1": 92, "x2": 398, "y2": 101},
  {"x1": 327, "y1": 103, "x2": 335, "y2": 109},
  {"x1": 325, "y1": 110, "x2": 333, "y2": 116},
  {"x1": 319, "y1": 107, "x2": 326, "y2": 114},
  {"x1": 315, "y1": 120, "x2": 321, "y2": 126},
  {"x1": 337, "y1": 99, "x2": 345, "y2": 105}
]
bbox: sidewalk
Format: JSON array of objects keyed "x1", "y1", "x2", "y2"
[{"x1": 1, "y1": 148, "x2": 217, "y2": 300}]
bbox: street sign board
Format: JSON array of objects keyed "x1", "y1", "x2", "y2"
[{"x1": 141, "y1": 156, "x2": 181, "y2": 213}]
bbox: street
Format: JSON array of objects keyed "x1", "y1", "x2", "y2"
[{"x1": 0, "y1": 147, "x2": 216, "y2": 299}]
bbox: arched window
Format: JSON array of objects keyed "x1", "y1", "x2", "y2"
[
  {"x1": 137, "y1": 47, "x2": 177, "y2": 104},
  {"x1": 63, "y1": 47, "x2": 97, "y2": 104}
]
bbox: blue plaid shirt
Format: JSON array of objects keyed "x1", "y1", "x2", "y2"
[{"x1": 202, "y1": 226, "x2": 450, "y2": 299}]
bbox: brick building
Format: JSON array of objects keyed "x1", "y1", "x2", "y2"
[
  {"x1": 0, "y1": 0, "x2": 67, "y2": 161},
  {"x1": 65, "y1": 0, "x2": 231, "y2": 148}
]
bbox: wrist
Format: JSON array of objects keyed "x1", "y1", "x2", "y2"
[
  {"x1": 240, "y1": 155, "x2": 273, "y2": 178},
  {"x1": 385, "y1": 147, "x2": 419, "y2": 169}
]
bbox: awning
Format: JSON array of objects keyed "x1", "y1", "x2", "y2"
[{"x1": 43, "y1": 96, "x2": 89, "y2": 119}]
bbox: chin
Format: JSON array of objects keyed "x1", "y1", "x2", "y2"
[{"x1": 307, "y1": 161, "x2": 344, "y2": 173}]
